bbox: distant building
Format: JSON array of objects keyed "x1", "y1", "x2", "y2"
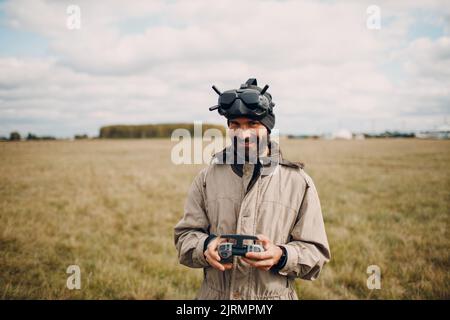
[
  {"x1": 415, "y1": 125, "x2": 450, "y2": 139},
  {"x1": 354, "y1": 133, "x2": 365, "y2": 140},
  {"x1": 331, "y1": 129, "x2": 353, "y2": 140}
]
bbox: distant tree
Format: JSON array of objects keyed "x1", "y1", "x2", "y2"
[
  {"x1": 26, "y1": 133, "x2": 39, "y2": 140},
  {"x1": 9, "y1": 131, "x2": 21, "y2": 141},
  {"x1": 99, "y1": 123, "x2": 226, "y2": 139},
  {"x1": 40, "y1": 136, "x2": 56, "y2": 140},
  {"x1": 74, "y1": 134, "x2": 89, "y2": 140}
]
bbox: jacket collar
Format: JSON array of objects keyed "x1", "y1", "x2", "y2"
[{"x1": 211, "y1": 140, "x2": 281, "y2": 177}]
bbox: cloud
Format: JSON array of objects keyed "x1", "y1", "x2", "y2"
[{"x1": 0, "y1": 0, "x2": 449, "y2": 137}]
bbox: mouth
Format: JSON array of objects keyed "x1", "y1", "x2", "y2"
[
  {"x1": 234, "y1": 136, "x2": 257, "y2": 149},
  {"x1": 242, "y1": 141, "x2": 255, "y2": 148}
]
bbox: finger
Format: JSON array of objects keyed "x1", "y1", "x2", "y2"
[
  {"x1": 259, "y1": 266, "x2": 272, "y2": 271},
  {"x1": 208, "y1": 237, "x2": 221, "y2": 250},
  {"x1": 207, "y1": 249, "x2": 222, "y2": 261},
  {"x1": 256, "y1": 234, "x2": 271, "y2": 250},
  {"x1": 255, "y1": 259, "x2": 274, "y2": 268},
  {"x1": 243, "y1": 257, "x2": 274, "y2": 270},
  {"x1": 205, "y1": 252, "x2": 221, "y2": 265},
  {"x1": 222, "y1": 263, "x2": 233, "y2": 270},
  {"x1": 246, "y1": 258, "x2": 274, "y2": 268},
  {"x1": 206, "y1": 255, "x2": 225, "y2": 271},
  {"x1": 242, "y1": 257, "x2": 272, "y2": 267},
  {"x1": 245, "y1": 250, "x2": 273, "y2": 260},
  {"x1": 208, "y1": 246, "x2": 221, "y2": 261}
]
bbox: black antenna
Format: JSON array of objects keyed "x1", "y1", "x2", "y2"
[
  {"x1": 260, "y1": 84, "x2": 269, "y2": 95},
  {"x1": 209, "y1": 105, "x2": 219, "y2": 111},
  {"x1": 212, "y1": 85, "x2": 221, "y2": 95}
]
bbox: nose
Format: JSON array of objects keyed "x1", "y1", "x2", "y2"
[{"x1": 236, "y1": 128, "x2": 253, "y2": 140}]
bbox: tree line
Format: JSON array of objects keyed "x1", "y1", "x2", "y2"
[
  {"x1": 0, "y1": 132, "x2": 57, "y2": 141},
  {"x1": 0, "y1": 123, "x2": 226, "y2": 141},
  {"x1": 99, "y1": 123, "x2": 226, "y2": 139}
]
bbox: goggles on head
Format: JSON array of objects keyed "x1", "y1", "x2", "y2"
[{"x1": 209, "y1": 78, "x2": 275, "y2": 120}]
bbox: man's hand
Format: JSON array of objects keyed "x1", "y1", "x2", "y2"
[
  {"x1": 242, "y1": 234, "x2": 283, "y2": 271},
  {"x1": 204, "y1": 236, "x2": 233, "y2": 272}
]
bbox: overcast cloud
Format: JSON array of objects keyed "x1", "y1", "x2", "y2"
[{"x1": 0, "y1": 0, "x2": 449, "y2": 137}]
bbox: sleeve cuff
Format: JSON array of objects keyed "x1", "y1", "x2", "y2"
[
  {"x1": 270, "y1": 246, "x2": 287, "y2": 272},
  {"x1": 192, "y1": 233, "x2": 210, "y2": 267},
  {"x1": 277, "y1": 244, "x2": 299, "y2": 276}
]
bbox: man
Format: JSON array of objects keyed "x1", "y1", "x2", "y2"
[{"x1": 174, "y1": 78, "x2": 330, "y2": 300}]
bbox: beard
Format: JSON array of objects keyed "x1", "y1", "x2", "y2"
[{"x1": 231, "y1": 134, "x2": 269, "y2": 164}]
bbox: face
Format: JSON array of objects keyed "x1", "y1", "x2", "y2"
[{"x1": 228, "y1": 117, "x2": 268, "y2": 157}]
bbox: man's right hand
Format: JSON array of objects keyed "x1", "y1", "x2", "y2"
[{"x1": 204, "y1": 237, "x2": 233, "y2": 272}]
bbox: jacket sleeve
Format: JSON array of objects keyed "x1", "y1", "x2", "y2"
[
  {"x1": 278, "y1": 170, "x2": 331, "y2": 280},
  {"x1": 174, "y1": 168, "x2": 211, "y2": 268}
]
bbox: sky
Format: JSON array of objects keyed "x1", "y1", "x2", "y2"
[{"x1": 0, "y1": 0, "x2": 449, "y2": 138}]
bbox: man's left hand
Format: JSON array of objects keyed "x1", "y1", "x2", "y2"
[{"x1": 242, "y1": 234, "x2": 283, "y2": 271}]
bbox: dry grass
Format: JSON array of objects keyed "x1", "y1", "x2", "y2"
[{"x1": 0, "y1": 138, "x2": 449, "y2": 299}]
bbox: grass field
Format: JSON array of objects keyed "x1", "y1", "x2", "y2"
[{"x1": 0, "y1": 138, "x2": 449, "y2": 299}]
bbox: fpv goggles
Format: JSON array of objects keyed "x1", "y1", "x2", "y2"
[{"x1": 209, "y1": 78, "x2": 275, "y2": 120}]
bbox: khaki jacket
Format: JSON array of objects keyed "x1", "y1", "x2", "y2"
[{"x1": 174, "y1": 142, "x2": 330, "y2": 299}]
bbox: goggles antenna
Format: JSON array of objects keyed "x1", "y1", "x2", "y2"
[
  {"x1": 260, "y1": 84, "x2": 269, "y2": 95},
  {"x1": 212, "y1": 85, "x2": 221, "y2": 96}
]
